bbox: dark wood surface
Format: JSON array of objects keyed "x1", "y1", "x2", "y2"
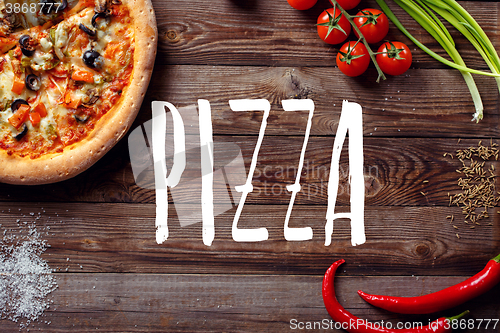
[{"x1": 1, "y1": 0, "x2": 500, "y2": 331}]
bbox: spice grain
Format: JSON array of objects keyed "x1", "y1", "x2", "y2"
[{"x1": 447, "y1": 141, "x2": 500, "y2": 227}]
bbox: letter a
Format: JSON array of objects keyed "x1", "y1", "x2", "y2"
[{"x1": 325, "y1": 100, "x2": 365, "y2": 246}]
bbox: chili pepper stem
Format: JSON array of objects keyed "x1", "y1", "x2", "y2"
[
  {"x1": 328, "y1": 0, "x2": 387, "y2": 82},
  {"x1": 448, "y1": 310, "x2": 470, "y2": 321},
  {"x1": 492, "y1": 252, "x2": 500, "y2": 263}
]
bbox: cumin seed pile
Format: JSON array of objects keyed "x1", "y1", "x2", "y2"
[{"x1": 446, "y1": 140, "x2": 499, "y2": 229}]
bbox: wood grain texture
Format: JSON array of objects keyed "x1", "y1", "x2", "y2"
[
  {"x1": 142, "y1": 65, "x2": 500, "y2": 137},
  {"x1": 0, "y1": 137, "x2": 497, "y2": 207},
  {"x1": 155, "y1": 0, "x2": 499, "y2": 69},
  {"x1": 1, "y1": 0, "x2": 500, "y2": 331},
  {"x1": 1, "y1": 273, "x2": 498, "y2": 332},
  {"x1": 0, "y1": 203, "x2": 497, "y2": 276}
]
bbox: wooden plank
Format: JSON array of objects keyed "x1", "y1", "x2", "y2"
[
  {"x1": 154, "y1": 0, "x2": 500, "y2": 69},
  {"x1": 141, "y1": 65, "x2": 500, "y2": 137},
  {"x1": 1, "y1": 273, "x2": 498, "y2": 332},
  {"x1": 122, "y1": 136, "x2": 500, "y2": 207},
  {"x1": 2, "y1": 1, "x2": 500, "y2": 332},
  {"x1": 0, "y1": 203, "x2": 497, "y2": 275},
  {"x1": 0, "y1": 137, "x2": 497, "y2": 206}
]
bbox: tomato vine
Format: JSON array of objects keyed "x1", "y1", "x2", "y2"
[{"x1": 328, "y1": 0, "x2": 387, "y2": 82}]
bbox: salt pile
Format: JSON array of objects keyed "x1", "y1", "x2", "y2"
[{"x1": 0, "y1": 223, "x2": 58, "y2": 329}]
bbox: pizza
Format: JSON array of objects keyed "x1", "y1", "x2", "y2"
[{"x1": 0, "y1": 0, "x2": 157, "y2": 184}]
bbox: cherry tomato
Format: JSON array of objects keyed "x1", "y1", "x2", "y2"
[
  {"x1": 317, "y1": 7, "x2": 351, "y2": 45},
  {"x1": 353, "y1": 8, "x2": 389, "y2": 44},
  {"x1": 287, "y1": 0, "x2": 317, "y2": 10},
  {"x1": 337, "y1": 41, "x2": 370, "y2": 77},
  {"x1": 336, "y1": 0, "x2": 361, "y2": 10},
  {"x1": 376, "y1": 41, "x2": 412, "y2": 76}
]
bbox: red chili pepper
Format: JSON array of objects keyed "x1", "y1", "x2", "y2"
[
  {"x1": 322, "y1": 259, "x2": 468, "y2": 333},
  {"x1": 357, "y1": 253, "x2": 500, "y2": 314}
]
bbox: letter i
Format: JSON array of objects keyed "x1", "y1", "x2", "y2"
[{"x1": 198, "y1": 99, "x2": 215, "y2": 246}]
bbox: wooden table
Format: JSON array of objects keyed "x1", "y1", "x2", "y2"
[{"x1": 1, "y1": 0, "x2": 499, "y2": 331}]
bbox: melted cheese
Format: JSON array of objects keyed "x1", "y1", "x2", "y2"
[
  {"x1": 0, "y1": 58, "x2": 15, "y2": 105},
  {"x1": 40, "y1": 37, "x2": 53, "y2": 52}
]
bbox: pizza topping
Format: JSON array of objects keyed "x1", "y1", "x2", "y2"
[
  {"x1": 11, "y1": 74, "x2": 25, "y2": 95},
  {"x1": 29, "y1": 110, "x2": 41, "y2": 126},
  {"x1": 9, "y1": 103, "x2": 30, "y2": 130},
  {"x1": 58, "y1": 0, "x2": 69, "y2": 12},
  {"x1": 63, "y1": 90, "x2": 81, "y2": 109},
  {"x1": 0, "y1": 8, "x2": 20, "y2": 34},
  {"x1": 82, "y1": 88, "x2": 100, "y2": 106},
  {"x1": 30, "y1": 51, "x2": 58, "y2": 71},
  {"x1": 95, "y1": 0, "x2": 111, "y2": 14},
  {"x1": 53, "y1": 23, "x2": 69, "y2": 60},
  {"x1": 79, "y1": 23, "x2": 96, "y2": 37},
  {"x1": 82, "y1": 49, "x2": 102, "y2": 69},
  {"x1": 39, "y1": 37, "x2": 53, "y2": 52},
  {"x1": 71, "y1": 68, "x2": 94, "y2": 83},
  {"x1": 19, "y1": 35, "x2": 35, "y2": 57},
  {"x1": 11, "y1": 99, "x2": 29, "y2": 113},
  {"x1": 25, "y1": 74, "x2": 41, "y2": 91},
  {"x1": 0, "y1": 17, "x2": 13, "y2": 37},
  {"x1": 0, "y1": 0, "x2": 135, "y2": 159},
  {"x1": 13, "y1": 123, "x2": 28, "y2": 140},
  {"x1": 91, "y1": 12, "x2": 109, "y2": 29},
  {"x1": 33, "y1": 102, "x2": 47, "y2": 116},
  {"x1": 74, "y1": 113, "x2": 89, "y2": 123}
]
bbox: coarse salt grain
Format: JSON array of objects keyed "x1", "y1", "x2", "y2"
[{"x1": 0, "y1": 224, "x2": 58, "y2": 329}]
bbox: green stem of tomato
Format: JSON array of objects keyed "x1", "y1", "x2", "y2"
[{"x1": 328, "y1": 0, "x2": 387, "y2": 82}]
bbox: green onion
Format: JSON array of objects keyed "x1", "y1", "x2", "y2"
[
  {"x1": 422, "y1": 0, "x2": 500, "y2": 94},
  {"x1": 394, "y1": 0, "x2": 483, "y2": 121},
  {"x1": 376, "y1": 0, "x2": 500, "y2": 122}
]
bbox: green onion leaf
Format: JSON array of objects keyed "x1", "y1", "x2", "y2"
[{"x1": 375, "y1": 0, "x2": 500, "y2": 121}]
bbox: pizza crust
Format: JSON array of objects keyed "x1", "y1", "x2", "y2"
[{"x1": 0, "y1": 0, "x2": 158, "y2": 185}]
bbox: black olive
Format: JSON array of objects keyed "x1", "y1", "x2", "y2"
[
  {"x1": 19, "y1": 35, "x2": 35, "y2": 57},
  {"x1": 74, "y1": 114, "x2": 89, "y2": 123},
  {"x1": 82, "y1": 50, "x2": 103, "y2": 69},
  {"x1": 14, "y1": 124, "x2": 28, "y2": 141},
  {"x1": 19, "y1": 35, "x2": 30, "y2": 47},
  {"x1": 79, "y1": 23, "x2": 96, "y2": 37},
  {"x1": 25, "y1": 74, "x2": 41, "y2": 91},
  {"x1": 11, "y1": 99, "x2": 29, "y2": 112},
  {"x1": 21, "y1": 48, "x2": 34, "y2": 57},
  {"x1": 91, "y1": 12, "x2": 107, "y2": 28},
  {"x1": 59, "y1": 0, "x2": 68, "y2": 11}
]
